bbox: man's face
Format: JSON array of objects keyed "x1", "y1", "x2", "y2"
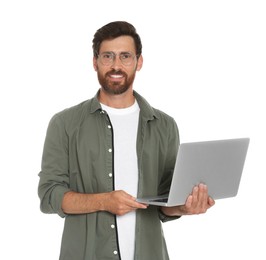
[{"x1": 93, "y1": 36, "x2": 143, "y2": 95}]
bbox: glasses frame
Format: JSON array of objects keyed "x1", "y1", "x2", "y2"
[{"x1": 97, "y1": 51, "x2": 138, "y2": 66}]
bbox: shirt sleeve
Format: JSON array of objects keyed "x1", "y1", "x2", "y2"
[
  {"x1": 38, "y1": 113, "x2": 71, "y2": 218},
  {"x1": 158, "y1": 117, "x2": 181, "y2": 223}
]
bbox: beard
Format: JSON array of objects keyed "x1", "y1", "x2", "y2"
[{"x1": 97, "y1": 69, "x2": 136, "y2": 95}]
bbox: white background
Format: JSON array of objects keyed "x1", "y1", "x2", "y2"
[{"x1": 1, "y1": 0, "x2": 265, "y2": 259}]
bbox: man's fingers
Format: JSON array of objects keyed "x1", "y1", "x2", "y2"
[
  {"x1": 108, "y1": 190, "x2": 148, "y2": 216},
  {"x1": 183, "y1": 184, "x2": 213, "y2": 214}
]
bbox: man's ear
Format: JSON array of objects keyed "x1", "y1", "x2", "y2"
[
  {"x1": 136, "y1": 55, "x2": 143, "y2": 71},
  {"x1": 93, "y1": 57, "x2": 98, "y2": 71}
]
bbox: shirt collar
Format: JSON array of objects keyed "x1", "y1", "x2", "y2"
[{"x1": 90, "y1": 89, "x2": 158, "y2": 121}]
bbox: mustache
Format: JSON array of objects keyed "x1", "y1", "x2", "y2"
[{"x1": 106, "y1": 69, "x2": 127, "y2": 77}]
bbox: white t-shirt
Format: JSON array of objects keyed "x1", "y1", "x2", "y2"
[{"x1": 101, "y1": 101, "x2": 140, "y2": 260}]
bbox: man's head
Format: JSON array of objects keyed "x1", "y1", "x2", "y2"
[{"x1": 92, "y1": 21, "x2": 143, "y2": 96}]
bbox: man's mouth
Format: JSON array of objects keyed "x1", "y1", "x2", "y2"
[
  {"x1": 107, "y1": 71, "x2": 126, "y2": 82},
  {"x1": 109, "y1": 74, "x2": 124, "y2": 79},
  {"x1": 107, "y1": 70, "x2": 126, "y2": 78}
]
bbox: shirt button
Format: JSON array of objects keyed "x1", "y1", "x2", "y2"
[
  {"x1": 108, "y1": 148, "x2": 112, "y2": 153},
  {"x1": 108, "y1": 173, "x2": 113, "y2": 178},
  {"x1": 111, "y1": 224, "x2": 115, "y2": 229},
  {"x1": 113, "y1": 250, "x2": 118, "y2": 255},
  {"x1": 108, "y1": 125, "x2": 111, "y2": 129}
]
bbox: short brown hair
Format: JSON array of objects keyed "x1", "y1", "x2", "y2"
[{"x1": 92, "y1": 21, "x2": 142, "y2": 58}]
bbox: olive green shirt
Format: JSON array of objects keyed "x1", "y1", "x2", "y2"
[{"x1": 38, "y1": 90, "x2": 180, "y2": 260}]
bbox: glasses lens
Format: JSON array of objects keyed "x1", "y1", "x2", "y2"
[
  {"x1": 99, "y1": 52, "x2": 114, "y2": 65},
  {"x1": 119, "y1": 52, "x2": 135, "y2": 65}
]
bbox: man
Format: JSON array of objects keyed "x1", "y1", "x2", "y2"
[{"x1": 38, "y1": 21, "x2": 215, "y2": 260}]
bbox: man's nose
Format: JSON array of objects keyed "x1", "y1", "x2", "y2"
[{"x1": 111, "y1": 55, "x2": 123, "y2": 69}]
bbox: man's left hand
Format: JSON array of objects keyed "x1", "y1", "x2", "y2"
[{"x1": 161, "y1": 183, "x2": 215, "y2": 217}]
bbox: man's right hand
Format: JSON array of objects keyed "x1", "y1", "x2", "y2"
[{"x1": 102, "y1": 190, "x2": 148, "y2": 216}]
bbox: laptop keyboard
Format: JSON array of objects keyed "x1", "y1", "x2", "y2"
[{"x1": 150, "y1": 198, "x2": 168, "y2": 203}]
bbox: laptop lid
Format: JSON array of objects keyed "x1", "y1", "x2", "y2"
[{"x1": 137, "y1": 138, "x2": 250, "y2": 207}]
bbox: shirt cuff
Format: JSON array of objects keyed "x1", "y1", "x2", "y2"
[
  {"x1": 158, "y1": 208, "x2": 181, "y2": 223},
  {"x1": 50, "y1": 186, "x2": 71, "y2": 218}
]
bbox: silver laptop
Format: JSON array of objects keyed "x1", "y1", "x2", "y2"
[{"x1": 136, "y1": 138, "x2": 250, "y2": 207}]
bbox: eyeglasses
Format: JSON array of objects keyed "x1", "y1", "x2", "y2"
[{"x1": 97, "y1": 51, "x2": 137, "y2": 66}]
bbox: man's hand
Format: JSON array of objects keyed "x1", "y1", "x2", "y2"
[
  {"x1": 102, "y1": 190, "x2": 148, "y2": 216},
  {"x1": 161, "y1": 183, "x2": 215, "y2": 217}
]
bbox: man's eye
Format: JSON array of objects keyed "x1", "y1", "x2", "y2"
[
  {"x1": 121, "y1": 53, "x2": 131, "y2": 59},
  {"x1": 103, "y1": 54, "x2": 112, "y2": 59}
]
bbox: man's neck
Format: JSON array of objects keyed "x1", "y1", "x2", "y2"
[{"x1": 98, "y1": 88, "x2": 135, "y2": 108}]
